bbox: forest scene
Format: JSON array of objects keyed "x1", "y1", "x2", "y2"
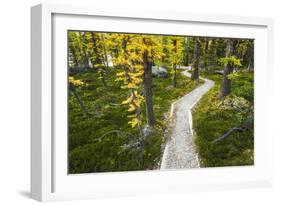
[{"x1": 68, "y1": 31, "x2": 254, "y2": 174}]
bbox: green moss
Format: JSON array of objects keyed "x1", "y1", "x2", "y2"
[
  {"x1": 68, "y1": 69, "x2": 202, "y2": 174},
  {"x1": 192, "y1": 71, "x2": 254, "y2": 167}
]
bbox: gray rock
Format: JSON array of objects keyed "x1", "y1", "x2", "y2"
[
  {"x1": 152, "y1": 66, "x2": 168, "y2": 78},
  {"x1": 142, "y1": 124, "x2": 152, "y2": 137}
]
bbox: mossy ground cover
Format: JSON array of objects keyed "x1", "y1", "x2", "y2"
[
  {"x1": 69, "y1": 68, "x2": 202, "y2": 173},
  {"x1": 192, "y1": 71, "x2": 254, "y2": 167}
]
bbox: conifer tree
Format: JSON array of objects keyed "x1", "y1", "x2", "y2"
[
  {"x1": 141, "y1": 35, "x2": 163, "y2": 126},
  {"x1": 110, "y1": 34, "x2": 162, "y2": 128}
]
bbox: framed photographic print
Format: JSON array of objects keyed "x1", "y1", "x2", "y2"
[{"x1": 31, "y1": 3, "x2": 274, "y2": 201}]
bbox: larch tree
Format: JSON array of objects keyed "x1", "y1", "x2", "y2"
[
  {"x1": 111, "y1": 34, "x2": 162, "y2": 128},
  {"x1": 113, "y1": 34, "x2": 144, "y2": 128},
  {"x1": 191, "y1": 37, "x2": 200, "y2": 80},
  {"x1": 138, "y1": 35, "x2": 163, "y2": 127}
]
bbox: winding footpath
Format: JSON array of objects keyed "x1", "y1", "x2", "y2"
[{"x1": 160, "y1": 70, "x2": 214, "y2": 170}]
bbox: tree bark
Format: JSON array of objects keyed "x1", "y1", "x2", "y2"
[
  {"x1": 191, "y1": 37, "x2": 200, "y2": 80},
  {"x1": 220, "y1": 39, "x2": 235, "y2": 99},
  {"x1": 143, "y1": 50, "x2": 155, "y2": 127}
]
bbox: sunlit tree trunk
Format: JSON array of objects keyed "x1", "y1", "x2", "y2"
[{"x1": 143, "y1": 49, "x2": 155, "y2": 126}]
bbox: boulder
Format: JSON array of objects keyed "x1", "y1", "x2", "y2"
[
  {"x1": 142, "y1": 124, "x2": 152, "y2": 137},
  {"x1": 176, "y1": 65, "x2": 193, "y2": 71},
  {"x1": 152, "y1": 66, "x2": 168, "y2": 78}
]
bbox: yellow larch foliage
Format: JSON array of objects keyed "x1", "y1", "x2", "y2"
[
  {"x1": 109, "y1": 34, "x2": 163, "y2": 127},
  {"x1": 69, "y1": 76, "x2": 84, "y2": 86}
]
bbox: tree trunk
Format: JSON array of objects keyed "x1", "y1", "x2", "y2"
[
  {"x1": 186, "y1": 54, "x2": 189, "y2": 66},
  {"x1": 184, "y1": 37, "x2": 189, "y2": 66},
  {"x1": 70, "y1": 85, "x2": 89, "y2": 117},
  {"x1": 91, "y1": 32, "x2": 107, "y2": 87},
  {"x1": 143, "y1": 50, "x2": 155, "y2": 127},
  {"x1": 100, "y1": 70, "x2": 107, "y2": 87},
  {"x1": 212, "y1": 39, "x2": 217, "y2": 68},
  {"x1": 191, "y1": 37, "x2": 200, "y2": 80},
  {"x1": 100, "y1": 34, "x2": 109, "y2": 68},
  {"x1": 248, "y1": 43, "x2": 254, "y2": 71},
  {"x1": 69, "y1": 45, "x2": 79, "y2": 68},
  {"x1": 173, "y1": 64, "x2": 177, "y2": 88},
  {"x1": 204, "y1": 37, "x2": 209, "y2": 72},
  {"x1": 220, "y1": 39, "x2": 235, "y2": 99},
  {"x1": 172, "y1": 39, "x2": 177, "y2": 87},
  {"x1": 80, "y1": 32, "x2": 90, "y2": 70}
]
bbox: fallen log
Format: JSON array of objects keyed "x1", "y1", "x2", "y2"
[
  {"x1": 214, "y1": 70, "x2": 224, "y2": 75},
  {"x1": 89, "y1": 130, "x2": 133, "y2": 143},
  {"x1": 211, "y1": 127, "x2": 246, "y2": 144}
]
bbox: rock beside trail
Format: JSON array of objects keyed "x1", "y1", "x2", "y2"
[{"x1": 152, "y1": 66, "x2": 168, "y2": 78}]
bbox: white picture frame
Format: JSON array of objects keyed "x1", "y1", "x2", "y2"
[{"x1": 31, "y1": 3, "x2": 274, "y2": 202}]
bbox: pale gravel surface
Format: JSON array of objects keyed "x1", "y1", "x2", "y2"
[{"x1": 160, "y1": 71, "x2": 214, "y2": 170}]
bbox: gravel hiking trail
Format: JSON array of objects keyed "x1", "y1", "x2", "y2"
[{"x1": 160, "y1": 70, "x2": 214, "y2": 169}]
